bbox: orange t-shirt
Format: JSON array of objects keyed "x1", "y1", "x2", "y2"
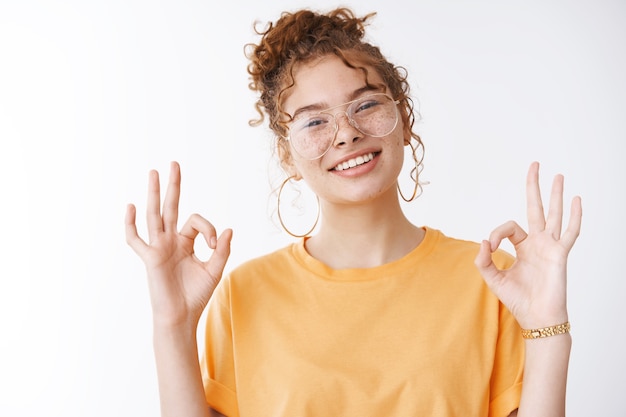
[{"x1": 201, "y1": 227, "x2": 524, "y2": 417}]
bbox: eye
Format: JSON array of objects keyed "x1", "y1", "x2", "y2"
[
  {"x1": 294, "y1": 116, "x2": 329, "y2": 131},
  {"x1": 354, "y1": 98, "x2": 382, "y2": 114},
  {"x1": 304, "y1": 118, "x2": 326, "y2": 128}
]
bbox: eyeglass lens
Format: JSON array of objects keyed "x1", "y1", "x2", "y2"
[{"x1": 289, "y1": 94, "x2": 398, "y2": 160}]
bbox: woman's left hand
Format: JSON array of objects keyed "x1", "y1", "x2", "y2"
[{"x1": 475, "y1": 161, "x2": 582, "y2": 329}]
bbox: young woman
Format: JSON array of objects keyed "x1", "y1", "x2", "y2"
[{"x1": 125, "y1": 8, "x2": 582, "y2": 417}]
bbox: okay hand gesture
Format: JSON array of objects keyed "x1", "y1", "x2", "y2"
[
  {"x1": 125, "y1": 162, "x2": 233, "y2": 328},
  {"x1": 475, "y1": 162, "x2": 582, "y2": 329}
]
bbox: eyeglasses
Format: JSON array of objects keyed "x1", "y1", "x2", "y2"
[{"x1": 286, "y1": 93, "x2": 400, "y2": 160}]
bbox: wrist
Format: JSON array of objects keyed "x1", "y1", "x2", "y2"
[
  {"x1": 523, "y1": 331, "x2": 572, "y2": 352},
  {"x1": 153, "y1": 317, "x2": 199, "y2": 339},
  {"x1": 521, "y1": 321, "x2": 571, "y2": 340},
  {"x1": 516, "y1": 308, "x2": 568, "y2": 331}
]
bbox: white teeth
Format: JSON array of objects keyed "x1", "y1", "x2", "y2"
[{"x1": 334, "y1": 153, "x2": 375, "y2": 171}]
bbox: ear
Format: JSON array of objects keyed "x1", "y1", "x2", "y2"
[{"x1": 277, "y1": 139, "x2": 302, "y2": 179}]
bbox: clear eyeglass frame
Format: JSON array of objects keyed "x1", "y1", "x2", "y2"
[{"x1": 284, "y1": 93, "x2": 400, "y2": 160}]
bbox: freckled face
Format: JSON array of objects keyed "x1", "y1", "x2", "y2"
[{"x1": 281, "y1": 55, "x2": 406, "y2": 204}]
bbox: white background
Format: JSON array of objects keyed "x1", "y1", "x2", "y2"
[{"x1": 1, "y1": 0, "x2": 624, "y2": 415}]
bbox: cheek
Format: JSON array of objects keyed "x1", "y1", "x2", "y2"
[
  {"x1": 394, "y1": 114, "x2": 411, "y2": 144},
  {"x1": 386, "y1": 130, "x2": 407, "y2": 153},
  {"x1": 390, "y1": 135, "x2": 409, "y2": 172}
]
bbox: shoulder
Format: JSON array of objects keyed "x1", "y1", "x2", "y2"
[
  {"x1": 211, "y1": 243, "x2": 299, "y2": 305},
  {"x1": 426, "y1": 227, "x2": 515, "y2": 269},
  {"x1": 231, "y1": 244, "x2": 296, "y2": 274},
  {"x1": 222, "y1": 242, "x2": 303, "y2": 288}
]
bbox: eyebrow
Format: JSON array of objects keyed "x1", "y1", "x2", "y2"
[{"x1": 291, "y1": 85, "x2": 383, "y2": 119}]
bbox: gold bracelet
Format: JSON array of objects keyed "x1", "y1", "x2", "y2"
[{"x1": 521, "y1": 322, "x2": 571, "y2": 339}]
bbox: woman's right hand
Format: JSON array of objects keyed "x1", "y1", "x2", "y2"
[{"x1": 125, "y1": 161, "x2": 233, "y2": 328}]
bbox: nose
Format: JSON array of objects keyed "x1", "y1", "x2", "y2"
[{"x1": 332, "y1": 112, "x2": 362, "y2": 147}]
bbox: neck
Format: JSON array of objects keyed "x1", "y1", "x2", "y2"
[{"x1": 305, "y1": 189, "x2": 424, "y2": 269}]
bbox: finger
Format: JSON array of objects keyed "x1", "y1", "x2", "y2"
[
  {"x1": 162, "y1": 161, "x2": 181, "y2": 232},
  {"x1": 206, "y1": 228, "x2": 233, "y2": 280},
  {"x1": 146, "y1": 169, "x2": 164, "y2": 241},
  {"x1": 526, "y1": 161, "x2": 546, "y2": 233},
  {"x1": 125, "y1": 203, "x2": 149, "y2": 257},
  {"x1": 561, "y1": 196, "x2": 582, "y2": 250},
  {"x1": 179, "y1": 213, "x2": 218, "y2": 246},
  {"x1": 180, "y1": 215, "x2": 232, "y2": 280},
  {"x1": 545, "y1": 173, "x2": 564, "y2": 238},
  {"x1": 474, "y1": 240, "x2": 502, "y2": 288},
  {"x1": 489, "y1": 220, "x2": 528, "y2": 250}
]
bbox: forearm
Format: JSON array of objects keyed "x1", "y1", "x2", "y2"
[
  {"x1": 517, "y1": 333, "x2": 572, "y2": 417},
  {"x1": 153, "y1": 323, "x2": 210, "y2": 417}
]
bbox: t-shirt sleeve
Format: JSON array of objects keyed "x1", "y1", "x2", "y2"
[
  {"x1": 488, "y1": 250, "x2": 525, "y2": 417},
  {"x1": 200, "y1": 277, "x2": 240, "y2": 417}
]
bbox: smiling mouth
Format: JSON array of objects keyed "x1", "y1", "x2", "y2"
[{"x1": 331, "y1": 152, "x2": 378, "y2": 171}]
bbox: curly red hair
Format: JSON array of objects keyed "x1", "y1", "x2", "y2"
[{"x1": 245, "y1": 7, "x2": 423, "y2": 170}]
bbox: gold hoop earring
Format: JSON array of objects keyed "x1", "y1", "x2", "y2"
[
  {"x1": 277, "y1": 176, "x2": 320, "y2": 238},
  {"x1": 397, "y1": 139, "x2": 424, "y2": 203}
]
